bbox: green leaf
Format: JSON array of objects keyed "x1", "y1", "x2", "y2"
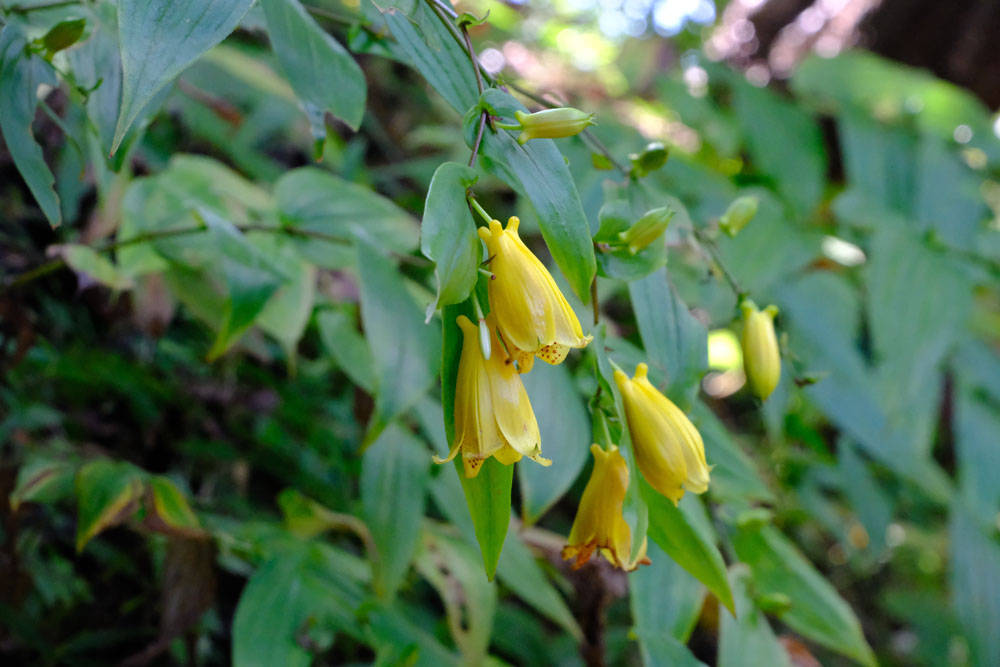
[
  {"x1": 256, "y1": 251, "x2": 317, "y2": 365},
  {"x1": 380, "y1": 2, "x2": 479, "y2": 113},
  {"x1": 644, "y1": 485, "x2": 735, "y2": 614},
  {"x1": 791, "y1": 51, "x2": 998, "y2": 163},
  {"x1": 198, "y1": 209, "x2": 288, "y2": 361},
  {"x1": 628, "y1": 268, "x2": 707, "y2": 403},
  {"x1": 10, "y1": 458, "x2": 77, "y2": 510},
  {"x1": 0, "y1": 25, "x2": 61, "y2": 226},
  {"x1": 261, "y1": 0, "x2": 366, "y2": 130},
  {"x1": 732, "y1": 524, "x2": 876, "y2": 667},
  {"x1": 415, "y1": 524, "x2": 497, "y2": 662},
  {"x1": 456, "y1": 458, "x2": 512, "y2": 580},
  {"x1": 113, "y1": 0, "x2": 255, "y2": 153},
  {"x1": 950, "y1": 499, "x2": 1000, "y2": 667},
  {"x1": 518, "y1": 361, "x2": 590, "y2": 524},
  {"x1": 60, "y1": 245, "x2": 135, "y2": 290},
  {"x1": 496, "y1": 531, "x2": 582, "y2": 640},
  {"x1": 718, "y1": 566, "x2": 792, "y2": 667},
  {"x1": 691, "y1": 400, "x2": 774, "y2": 504},
  {"x1": 634, "y1": 631, "x2": 707, "y2": 667},
  {"x1": 729, "y1": 75, "x2": 826, "y2": 217},
  {"x1": 145, "y1": 476, "x2": 205, "y2": 537},
  {"x1": 466, "y1": 89, "x2": 596, "y2": 302},
  {"x1": 356, "y1": 240, "x2": 441, "y2": 431},
  {"x1": 75, "y1": 459, "x2": 146, "y2": 552},
  {"x1": 361, "y1": 424, "x2": 430, "y2": 599},
  {"x1": 421, "y1": 162, "x2": 480, "y2": 312},
  {"x1": 40, "y1": 18, "x2": 86, "y2": 55},
  {"x1": 232, "y1": 546, "x2": 364, "y2": 667},
  {"x1": 316, "y1": 307, "x2": 377, "y2": 392},
  {"x1": 630, "y1": 539, "x2": 705, "y2": 644},
  {"x1": 274, "y1": 167, "x2": 418, "y2": 269}
]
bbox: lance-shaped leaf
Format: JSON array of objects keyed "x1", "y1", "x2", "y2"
[
  {"x1": 644, "y1": 484, "x2": 735, "y2": 614},
  {"x1": 261, "y1": 0, "x2": 366, "y2": 131},
  {"x1": 356, "y1": 241, "x2": 441, "y2": 434},
  {"x1": 628, "y1": 268, "x2": 707, "y2": 403},
  {"x1": 732, "y1": 523, "x2": 876, "y2": 667},
  {"x1": 10, "y1": 458, "x2": 77, "y2": 510},
  {"x1": 0, "y1": 24, "x2": 61, "y2": 226},
  {"x1": 421, "y1": 162, "x2": 480, "y2": 314},
  {"x1": 145, "y1": 476, "x2": 206, "y2": 538},
  {"x1": 113, "y1": 0, "x2": 255, "y2": 153},
  {"x1": 75, "y1": 459, "x2": 146, "y2": 552},
  {"x1": 361, "y1": 425, "x2": 430, "y2": 599},
  {"x1": 197, "y1": 209, "x2": 288, "y2": 361}
]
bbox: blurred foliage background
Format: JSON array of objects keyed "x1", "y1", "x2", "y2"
[{"x1": 1, "y1": 0, "x2": 999, "y2": 666}]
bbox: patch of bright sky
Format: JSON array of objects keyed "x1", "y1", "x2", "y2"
[{"x1": 549, "y1": 0, "x2": 717, "y2": 39}]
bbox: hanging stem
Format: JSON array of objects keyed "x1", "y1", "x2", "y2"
[
  {"x1": 692, "y1": 228, "x2": 746, "y2": 300},
  {"x1": 467, "y1": 196, "x2": 492, "y2": 224}
]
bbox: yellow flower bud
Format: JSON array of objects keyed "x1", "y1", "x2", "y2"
[
  {"x1": 740, "y1": 300, "x2": 781, "y2": 400},
  {"x1": 434, "y1": 315, "x2": 551, "y2": 477},
  {"x1": 514, "y1": 107, "x2": 594, "y2": 144},
  {"x1": 617, "y1": 206, "x2": 674, "y2": 254},
  {"x1": 719, "y1": 196, "x2": 758, "y2": 237},
  {"x1": 614, "y1": 363, "x2": 710, "y2": 505},
  {"x1": 478, "y1": 217, "x2": 592, "y2": 373},
  {"x1": 561, "y1": 444, "x2": 650, "y2": 571}
]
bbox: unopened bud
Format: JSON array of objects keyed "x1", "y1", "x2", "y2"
[
  {"x1": 629, "y1": 141, "x2": 669, "y2": 177},
  {"x1": 756, "y1": 592, "x2": 792, "y2": 615},
  {"x1": 720, "y1": 196, "x2": 758, "y2": 237},
  {"x1": 617, "y1": 206, "x2": 674, "y2": 254},
  {"x1": 514, "y1": 108, "x2": 594, "y2": 144},
  {"x1": 740, "y1": 300, "x2": 781, "y2": 400}
]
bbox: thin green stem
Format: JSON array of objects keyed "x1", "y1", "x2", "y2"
[
  {"x1": 492, "y1": 122, "x2": 520, "y2": 131},
  {"x1": 468, "y1": 196, "x2": 492, "y2": 224},
  {"x1": 692, "y1": 227, "x2": 746, "y2": 300}
]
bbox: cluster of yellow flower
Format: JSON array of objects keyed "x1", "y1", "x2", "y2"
[{"x1": 433, "y1": 214, "x2": 741, "y2": 572}]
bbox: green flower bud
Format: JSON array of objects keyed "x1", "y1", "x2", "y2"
[
  {"x1": 514, "y1": 107, "x2": 594, "y2": 144},
  {"x1": 756, "y1": 592, "x2": 793, "y2": 615},
  {"x1": 740, "y1": 300, "x2": 781, "y2": 400},
  {"x1": 720, "y1": 196, "x2": 759, "y2": 237},
  {"x1": 629, "y1": 141, "x2": 669, "y2": 177},
  {"x1": 617, "y1": 206, "x2": 674, "y2": 254}
]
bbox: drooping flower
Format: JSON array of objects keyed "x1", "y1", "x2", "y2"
[
  {"x1": 513, "y1": 107, "x2": 594, "y2": 144},
  {"x1": 561, "y1": 444, "x2": 649, "y2": 571},
  {"x1": 478, "y1": 216, "x2": 591, "y2": 373},
  {"x1": 433, "y1": 315, "x2": 551, "y2": 477},
  {"x1": 614, "y1": 363, "x2": 710, "y2": 505},
  {"x1": 740, "y1": 300, "x2": 781, "y2": 400}
]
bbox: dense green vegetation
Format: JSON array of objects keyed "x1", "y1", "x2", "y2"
[{"x1": 2, "y1": 1, "x2": 998, "y2": 665}]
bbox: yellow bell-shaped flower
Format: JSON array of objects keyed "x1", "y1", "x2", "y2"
[
  {"x1": 478, "y1": 217, "x2": 592, "y2": 373},
  {"x1": 614, "y1": 363, "x2": 710, "y2": 505},
  {"x1": 561, "y1": 444, "x2": 649, "y2": 571},
  {"x1": 740, "y1": 300, "x2": 781, "y2": 400},
  {"x1": 434, "y1": 315, "x2": 551, "y2": 477}
]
